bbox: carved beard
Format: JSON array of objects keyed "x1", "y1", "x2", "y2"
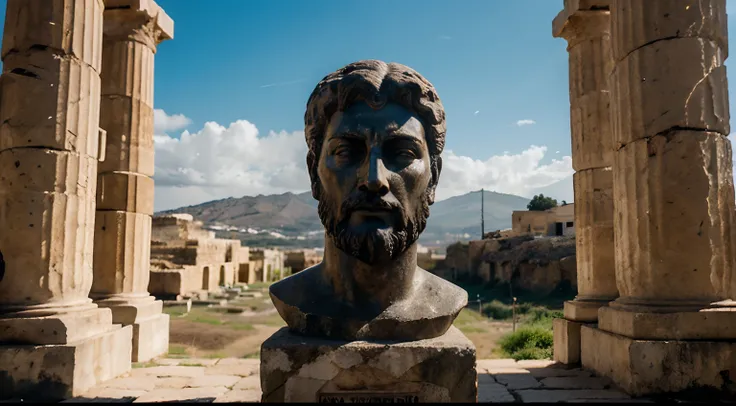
[{"x1": 318, "y1": 190, "x2": 431, "y2": 265}]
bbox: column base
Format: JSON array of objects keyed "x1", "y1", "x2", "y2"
[
  {"x1": 131, "y1": 313, "x2": 169, "y2": 362},
  {"x1": 563, "y1": 299, "x2": 611, "y2": 322},
  {"x1": 598, "y1": 305, "x2": 736, "y2": 340},
  {"x1": 580, "y1": 324, "x2": 736, "y2": 397},
  {"x1": 0, "y1": 325, "x2": 133, "y2": 400},
  {"x1": 260, "y1": 326, "x2": 477, "y2": 403},
  {"x1": 93, "y1": 296, "x2": 169, "y2": 362},
  {"x1": 0, "y1": 307, "x2": 118, "y2": 345}
]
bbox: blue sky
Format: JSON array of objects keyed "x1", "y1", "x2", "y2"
[{"x1": 2, "y1": 1, "x2": 735, "y2": 211}]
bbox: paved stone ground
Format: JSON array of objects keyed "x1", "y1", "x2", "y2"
[{"x1": 43, "y1": 358, "x2": 656, "y2": 403}]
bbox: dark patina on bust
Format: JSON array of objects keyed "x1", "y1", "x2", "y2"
[{"x1": 269, "y1": 60, "x2": 467, "y2": 341}]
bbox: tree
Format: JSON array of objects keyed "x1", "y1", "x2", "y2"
[{"x1": 527, "y1": 194, "x2": 558, "y2": 211}]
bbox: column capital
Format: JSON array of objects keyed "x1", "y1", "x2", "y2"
[
  {"x1": 553, "y1": 0, "x2": 610, "y2": 49},
  {"x1": 103, "y1": 0, "x2": 174, "y2": 51}
]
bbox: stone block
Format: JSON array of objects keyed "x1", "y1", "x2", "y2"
[
  {"x1": 494, "y1": 373, "x2": 541, "y2": 390},
  {"x1": 214, "y1": 389, "x2": 261, "y2": 403},
  {"x1": 92, "y1": 211, "x2": 153, "y2": 296},
  {"x1": 573, "y1": 168, "x2": 616, "y2": 302},
  {"x1": 581, "y1": 324, "x2": 736, "y2": 396},
  {"x1": 598, "y1": 305, "x2": 736, "y2": 340},
  {"x1": 612, "y1": 132, "x2": 736, "y2": 304},
  {"x1": 260, "y1": 326, "x2": 477, "y2": 403},
  {"x1": 205, "y1": 363, "x2": 259, "y2": 377},
  {"x1": 96, "y1": 172, "x2": 154, "y2": 215},
  {"x1": 553, "y1": 318, "x2": 583, "y2": 364},
  {"x1": 131, "y1": 365, "x2": 205, "y2": 378},
  {"x1": 0, "y1": 149, "x2": 97, "y2": 195},
  {"x1": 611, "y1": 39, "x2": 729, "y2": 147},
  {"x1": 563, "y1": 299, "x2": 605, "y2": 322},
  {"x1": 103, "y1": 0, "x2": 174, "y2": 41},
  {"x1": 132, "y1": 387, "x2": 228, "y2": 403},
  {"x1": 1, "y1": 0, "x2": 104, "y2": 69},
  {"x1": 98, "y1": 96, "x2": 154, "y2": 176},
  {"x1": 570, "y1": 92, "x2": 613, "y2": 171},
  {"x1": 100, "y1": 40, "x2": 155, "y2": 102},
  {"x1": 0, "y1": 52, "x2": 102, "y2": 156},
  {"x1": 477, "y1": 381, "x2": 514, "y2": 403},
  {"x1": 553, "y1": 3, "x2": 611, "y2": 42},
  {"x1": 0, "y1": 325, "x2": 132, "y2": 400},
  {"x1": 611, "y1": 0, "x2": 727, "y2": 62},
  {"x1": 131, "y1": 312, "x2": 169, "y2": 363},
  {"x1": 233, "y1": 375, "x2": 260, "y2": 390},
  {"x1": 541, "y1": 376, "x2": 611, "y2": 389},
  {"x1": 187, "y1": 374, "x2": 240, "y2": 388},
  {"x1": 96, "y1": 296, "x2": 162, "y2": 325},
  {"x1": 0, "y1": 307, "x2": 116, "y2": 345}
]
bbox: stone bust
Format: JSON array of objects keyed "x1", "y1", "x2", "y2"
[{"x1": 269, "y1": 60, "x2": 467, "y2": 341}]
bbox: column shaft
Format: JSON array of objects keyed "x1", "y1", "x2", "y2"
[
  {"x1": 90, "y1": 1, "x2": 174, "y2": 362},
  {"x1": 607, "y1": 0, "x2": 735, "y2": 313},
  {"x1": 0, "y1": 0, "x2": 105, "y2": 316},
  {"x1": 554, "y1": 6, "x2": 617, "y2": 323}
]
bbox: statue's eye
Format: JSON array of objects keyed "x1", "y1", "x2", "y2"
[
  {"x1": 334, "y1": 146, "x2": 352, "y2": 158},
  {"x1": 396, "y1": 149, "x2": 416, "y2": 159}
]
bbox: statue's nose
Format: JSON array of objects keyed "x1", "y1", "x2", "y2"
[{"x1": 358, "y1": 154, "x2": 389, "y2": 196}]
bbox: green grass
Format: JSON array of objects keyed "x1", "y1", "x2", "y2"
[
  {"x1": 164, "y1": 305, "x2": 188, "y2": 317},
  {"x1": 168, "y1": 344, "x2": 189, "y2": 358},
  {"x1": 205, "y1": 353, "x2": 226, "y2": 359},
  {"x1": 242, "y1": 350, "x2": 260, "y2": 359},
  {"x1": 498, "y1": 326, "x2": 554, "y2": 361},
  {"x1": 132, "y1": 361, "x2": 159, "y2": 368},
  {"x1": 190, "y1": 315, "x2": 224, "y2": 325},
  {"x1": 453, "y1": 309, "x2": 488, "y2": 334},
  {"x1": 247, "y1": 282, "x2": 271, "y2": 290},
  {"x1": 179, "y1": 362, "x2": 203, "y2": 367}
]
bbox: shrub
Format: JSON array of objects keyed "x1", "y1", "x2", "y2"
[
  {"x1": 498, "y1": 326, "x2": 554, "y2": 360},
  {"x1": 482, "y1": 300, "x2": 513, "y2": 320}
]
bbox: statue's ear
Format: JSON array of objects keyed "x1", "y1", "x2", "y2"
[
  {"x1": 306, "y1": 151, "x2": 320, "y2": 200},
  {"x1": 427, "y1": 155, "x2": 442, "y2": 205}
]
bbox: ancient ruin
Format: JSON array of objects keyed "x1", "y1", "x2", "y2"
[
  {"x1": 2, "y1": 0, "x2": 736, "y2": 402},
  {"x1": 262, "y1": 60, "x2": 477, "y2": 402}
]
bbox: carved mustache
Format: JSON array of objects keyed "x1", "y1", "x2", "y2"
[{"x1": 339, "y1": 194, "x2": 404, "y2": 223}]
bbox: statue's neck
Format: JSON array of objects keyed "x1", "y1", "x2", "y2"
[{"x1": 322, "y1": 235, "x2": 418, "y2": 310}]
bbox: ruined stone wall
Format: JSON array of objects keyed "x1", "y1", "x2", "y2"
[{"x1": 512, "y1": 210, "x2": 551, "y2": 236}]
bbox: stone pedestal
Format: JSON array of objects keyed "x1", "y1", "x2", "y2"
[
  {"x1": 90, "y1": 0, "x2": 174, "y2": 362},
  {"x1": 260, "y1": 326, "x2": 477, "y2": 403},
  {"x1": 552, "y1": 0, "x2": 617, "y2": 365}
]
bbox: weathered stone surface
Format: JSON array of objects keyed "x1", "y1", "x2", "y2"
[
  {"x1": 572, "y1": 168, "x2": 616, "y2": 307},
  {"x1": 233, "y1": 375, "x2": 260, "y2": 390},
  {"x1": 553, "y1": 318, "x2": 583, "y2": 364},
  {"x1": 494, "y1": 373, "x2": 542, "y2": 390},
  {"x1": 541, "y1": 376, "x2": 611, "y2": 389},
  {"x1": 0, "y1": 53, "x2": 102, "y2": 155},
  {"x1": 132, "y1": 387, "x2": 228, "y2": 403},
  {"x1": 610, "y1": 0, "x2": 727, "y2": 62},
  {"x1": 99, "y1": 376, "x2": 157, "y2": 391},
  {"x1": 516, "y1": 389, "x2": 630, "y2": 403},
  {"x1": 260, "y1": 326, "x2": 476, "y2": 403},
  {"x1": 213, "y1": 389, "x2": 261, "y2": 403},
  {"x1": 96, "y1": 172, "x2": 154, "y2": 215},
  {"x1": 598, "y1": 305, "x2": 736, "y2": 340},
  {"x1": 186, "y1": 374, "x2": 240, "y2": 388},
  {"x1": 581, "y1": 324, "x2": 736, "y2": 396},
  {"x1": 610, "y1": 39, "x2": 730, "y2": 147},
  {"x1": 206, "y1": 363, "x2": 259, "y2": 377},
  {"x1": 131, "y1": 365, "x2": 205, "y2": 378},
  {"x1": 0, "y1": 325, "x2": 133, "y2": 400},
  {"x1": 97, "y1": 97, "x2": 155, "y2": 176},
  {"x1": 570, "y1": 92, "x2": 613, "y2": 171},
  {"x1": 1, "y1": 0, "x2": 105, "y2": 69},
  {"x1": 612, "y1": 132, "x2": 736, "y2": 306},
  {"x1": 478, "y1": 382, "x2": 515, "y2": 403},
  {"x1": 131, "y1": 313, "x2": 169, "y2": 362},
  {"x1": 0, "y1": 307, "x2": 115, "y2": 345},
  {"x1": 151, "y1": 377, "x2": 189, "y2": 389},
  {"x1": 92, "y1": 211, "x2": 153, "y2": 296}
]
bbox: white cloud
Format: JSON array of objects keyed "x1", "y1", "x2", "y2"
[
  {"x1": 516, "y1": 119, "x2": 536, "y2": 126},
  {"x1": 152, "y1": 111, "x2": 574, "y2": 211},
  {"x1": 154, "y1": 109, "x2": 192, "y2": 133},
  {"x1": 474, "y1": 110, "x2": 480, "y2": 116}
]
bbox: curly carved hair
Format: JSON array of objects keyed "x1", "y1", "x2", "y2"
[{"x1": 304, "y1": 60, "x2": 446, "y2": 201}]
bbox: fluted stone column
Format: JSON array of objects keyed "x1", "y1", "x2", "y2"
[
  {"x1": 90, "y1": 0, "x2": 173, "y2": 363},
  {"x1": 0, "y1": 0, "x2": 132, "y2": 400},
  {"x1": 551, "y1": 0, "x2": 617, "y2": 365},
  {"x1": 580, "y1": 0, "x2": 736, "y2": 396}
]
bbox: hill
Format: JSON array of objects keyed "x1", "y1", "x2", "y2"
[{"x1": 156, "y1": 190, "x2": 531, "y2": 245}]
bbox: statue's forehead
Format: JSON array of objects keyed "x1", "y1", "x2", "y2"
[{"x1": 327, "y1": 102, "x2": 425, "y2": 137}]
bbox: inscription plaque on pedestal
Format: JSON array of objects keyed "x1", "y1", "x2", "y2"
[{"x1": 318, "y1": 392, "x2": 420, "y2": 403}]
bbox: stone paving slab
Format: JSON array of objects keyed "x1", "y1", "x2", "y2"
[{"x1": 55, "y1": 358, "x2": 645, "y2": 403}]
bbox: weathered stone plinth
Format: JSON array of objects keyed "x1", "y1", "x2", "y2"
[
  {"x1": 553, "y1": 318, "x2": 583, "y2": 365},
  {"x1": 0, "y1": 324, "x2": 133, "y2": 400},
  {"x1": 93, "y1": 297, "x2": 169, "y2": 362},
  {"x1": 581, "y1": 324, "x2": 736, "y2": 396},
  {"x1": 260, "y1": 326, "x2": 477, "y2": 403}
]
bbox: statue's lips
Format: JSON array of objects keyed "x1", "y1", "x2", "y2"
[{"x1": 348, "y1": 207, "x2": 395, "y2": 225}]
